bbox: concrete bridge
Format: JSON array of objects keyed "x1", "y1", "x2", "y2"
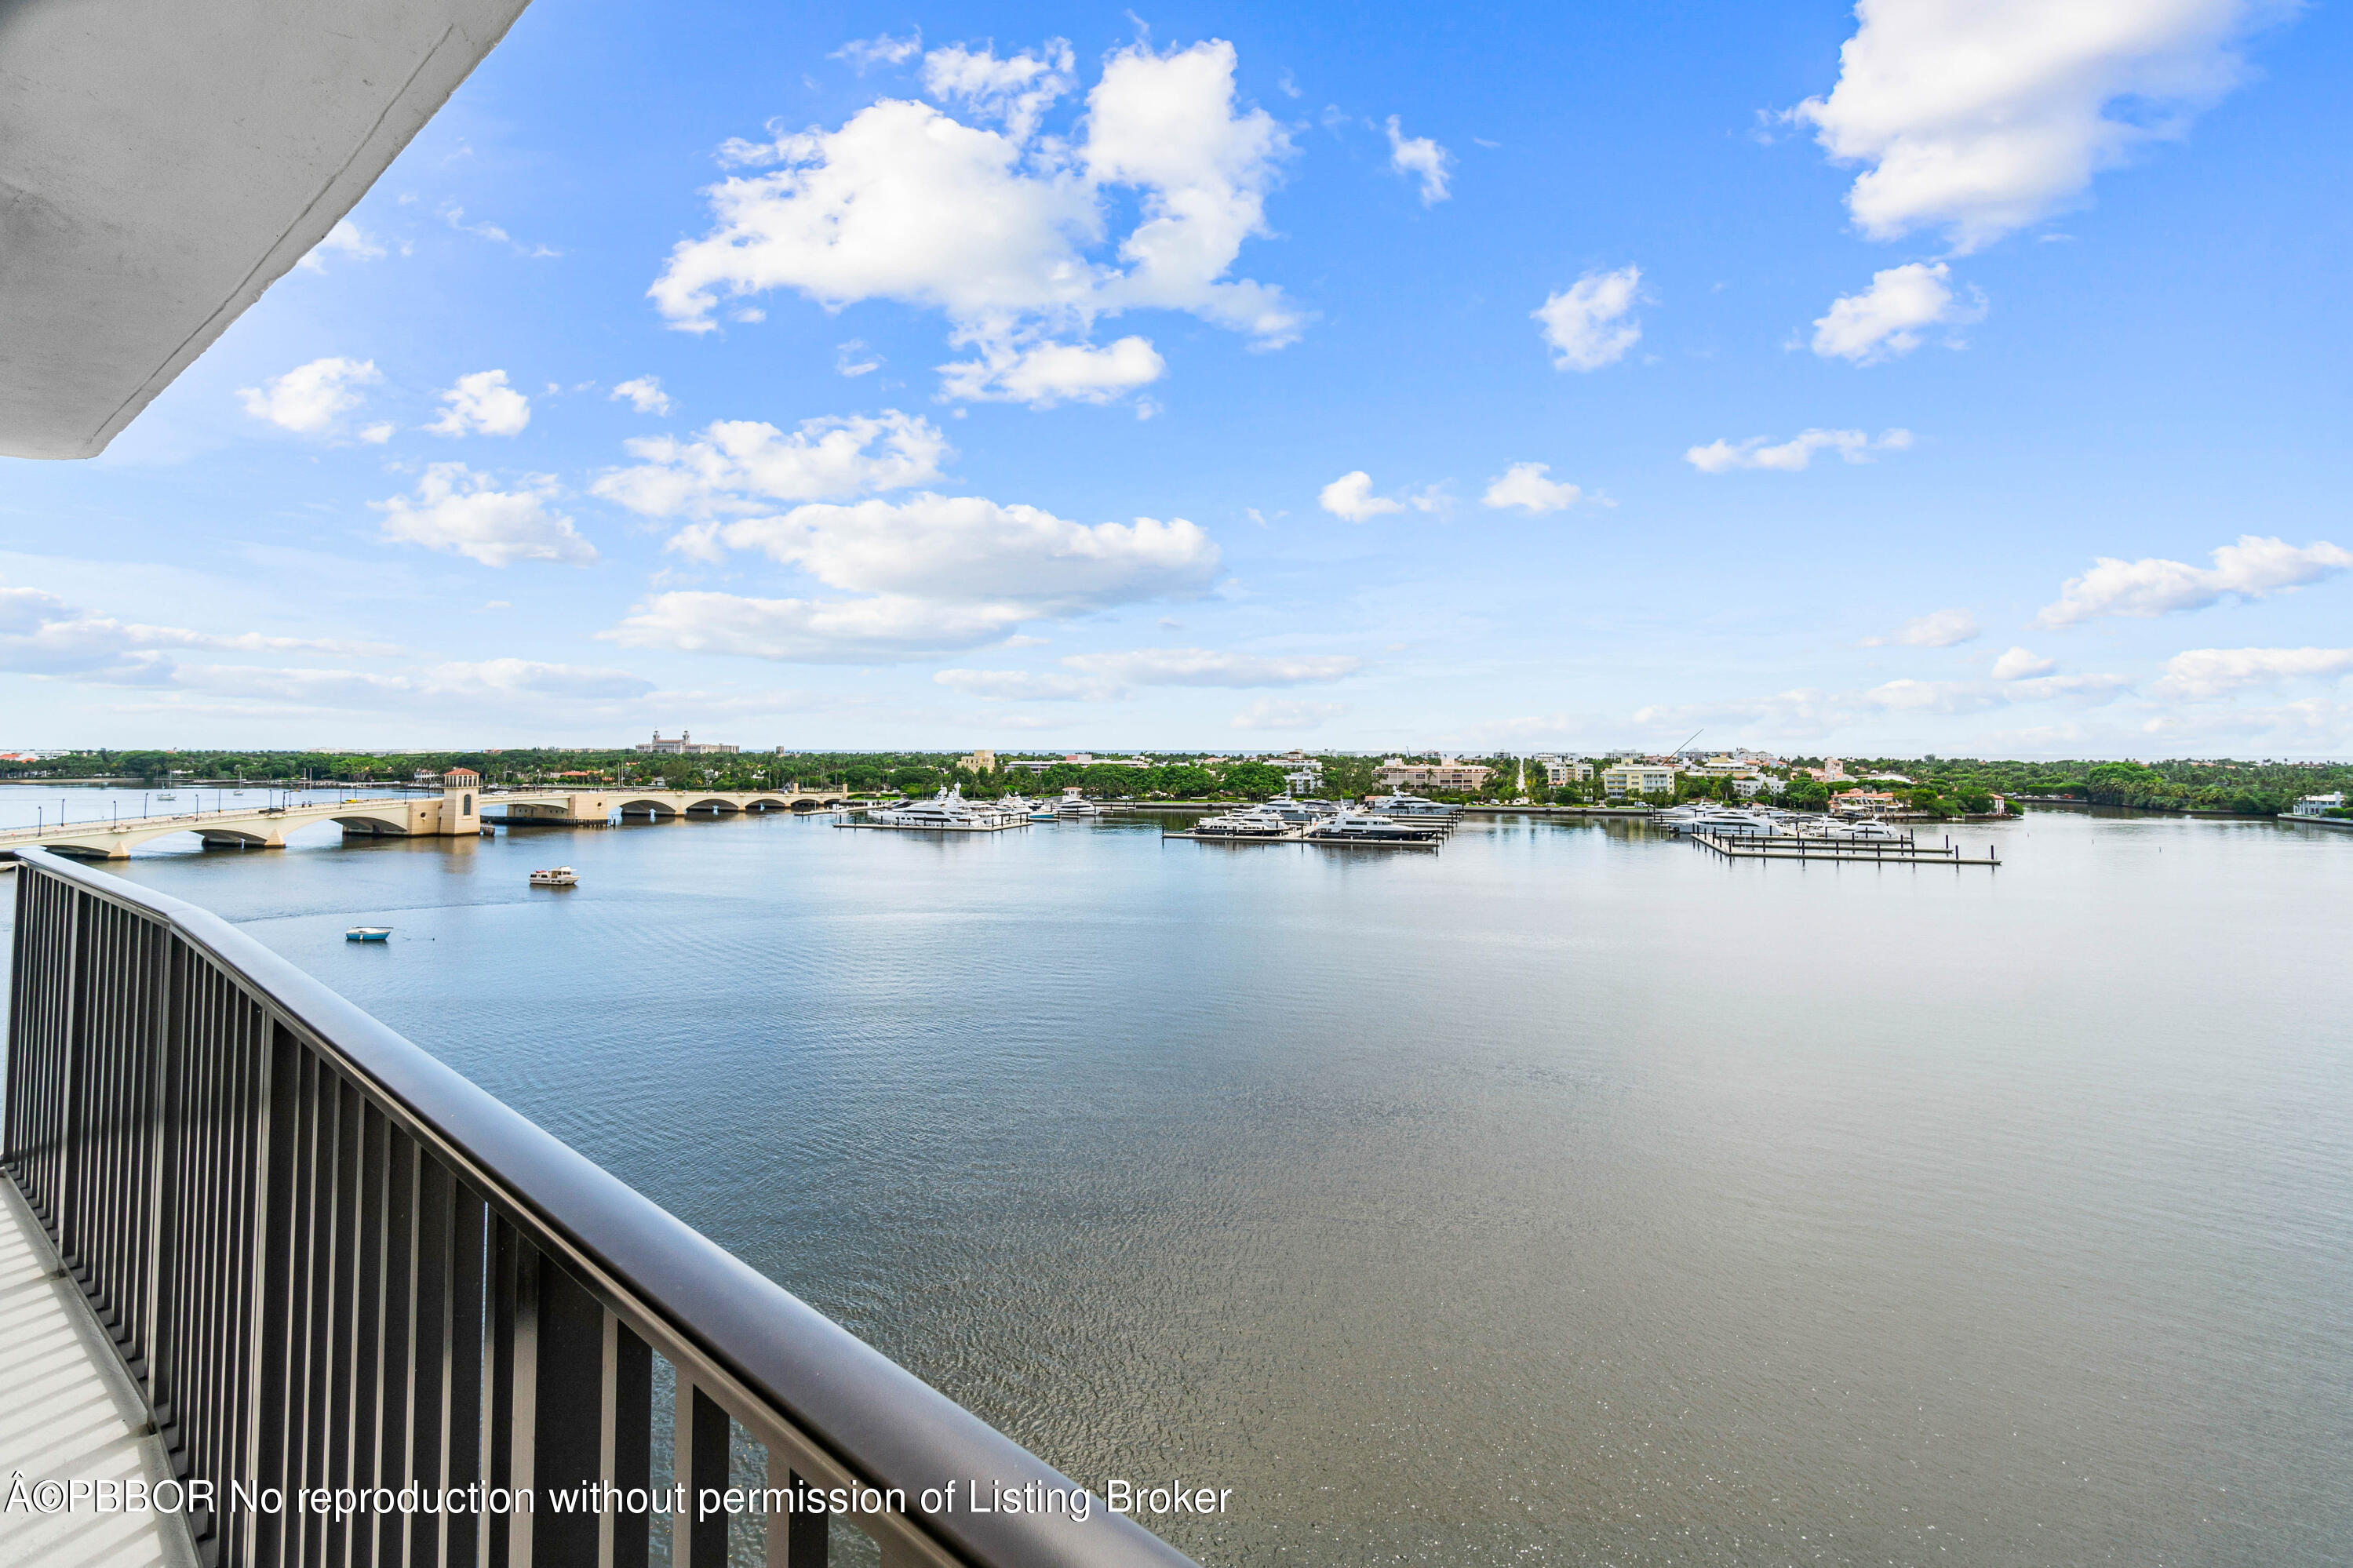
[{"x1": 0, "y1": 787, "x2": 847, "y2": 859}]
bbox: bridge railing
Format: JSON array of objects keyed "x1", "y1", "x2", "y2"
[{"x1": 3, "y1": 847, "x2": 1193, "y2": 1568}]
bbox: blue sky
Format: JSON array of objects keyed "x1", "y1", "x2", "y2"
[{"x1": 5, "y1": 0, "x2": 2350, "y2": 756}]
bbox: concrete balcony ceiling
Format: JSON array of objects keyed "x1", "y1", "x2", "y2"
[{"x1": 0, "y1": 0, "x2": 531, "y2": 460}]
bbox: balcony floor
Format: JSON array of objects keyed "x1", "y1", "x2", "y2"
[{"x1": 0, "y1": 1176, "x2": 197, "y2": 1567}]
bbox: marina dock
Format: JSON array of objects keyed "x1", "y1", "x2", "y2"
[{"x1": 1690, "y1": 828, "x2": 2000, "y2": 866}]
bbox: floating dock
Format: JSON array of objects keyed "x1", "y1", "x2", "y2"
[{"x1": 1689, "y1": 829, "x2": 1999, "y2": 867}]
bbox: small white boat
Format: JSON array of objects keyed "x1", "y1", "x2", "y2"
[
  {"x1": 344, "y1": 926, "x2": 392, "y2": 942},
  {"x1": 528, "y1": 867, "x2": 579, "y2": 887}
]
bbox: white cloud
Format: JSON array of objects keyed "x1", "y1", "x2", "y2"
[
  {"x1": 2038, "y1": 535, "x2": 2353, "y2": 626},
  {"x1": 694, "y1": 495, "x2": 1218, "y2": 611},
  {"x1": 650, "y1": 42, "x2": 1297, "y2": 404},
  {"x1": 0, "y1": 581, "x2": 399, "y2": 683},
  {"x1": 836, "y1": 341, "x2": 882, "y2": 377},
  {"x1": 373, "y1": 464, "x2": 596, "y2": 567},
  {"x1": 2152, "y1": 646, "x2": 2353, "y2": 699},
  {"x1": 1863, "y1": 607, "x2": 1980, "y2": 648},
  {"x1": 1790, "y1": 0, "x2": 2271, "y2": 253},
  {"x1": 605, "y1": 591, "x2": 1033, "y2": 664},
  {"x1": 592, "y1": 410, "x2": 950, "y2": 518},
  {"x1": 359, "y1": 422, "x2": 395, "y2": 445},
  {"x1": 1687, "y1": 427, "x2": 1914, "y2": 472},
  {"x1": 938, "y1": 335, "x2": 1165, "y2": 406},
  {"x1": 1231, "y1": 698, "x2": 1344, "y2": 730},
  {"x1": 237, "y1": 357, "x2": 381, "y2": 435},
  {"x1": 922, "y1": 40, "x2": 1074, "y2": 142},
  {"x1": 427, "y1": 369, "x2": 532, "y2": 437},
  {"x1": 1534, "y1": 266, "x2": 1641, "y2": 371},
  {"x1": 1811, "y1": 262, "x2": 1984, "y2": 363},
  {"x1": 1385, "y1": 115, "x2": 1452, "y2": 204},
  {"x1": 1991, "y1": 646, "x2": 2056, "y2": 679},
  {"x1": 297, "y1": 220, "x2": 387, "y2": 273},
  {"x1": 610, "y1": 377, "x2": 674, "y2": 415},
  {"x1": 1480, "y1": 462, "x2": 1584, "y2": 514},
  {"x1": 1059, "y1": 646, "x2": 1360, "y2": 687},
  {"x1": 1319, "y1": 471, "x2": 1404, "y2": 522},
  {"x1": 833, "y1": 30, "x2": 921, "y2": 71},
  {"x1": 611, "y1": 493, "x2": 1220, "y2": 663}
]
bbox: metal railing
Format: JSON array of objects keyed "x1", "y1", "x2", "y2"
[{"x1": 3, "y1": 849, "x2": 1194, "y2": 1568}]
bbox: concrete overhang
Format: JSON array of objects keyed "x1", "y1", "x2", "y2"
[{"x1": 0, "y1": 0, "x2": 531, "y2": 460}]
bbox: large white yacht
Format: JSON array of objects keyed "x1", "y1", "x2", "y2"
[
  {"x1": 1051, "y1": 788, "x2": 1101, "y2": 818},
  {"x1": 1367, "y1": 791, "x2": 1462, "y2": 818},
  {"x1": 1307, "y1": 809, "x2": 1446, "y2": 845},
  {"x1": 864, "y1": 785, "x2": 1023, "y2": 831},
  {"x1": 1191, "y1": 805, "x2": 1297, "y2": 839}
]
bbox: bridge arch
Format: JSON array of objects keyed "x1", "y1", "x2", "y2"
[
  {"x1": 682, "y1": 796, "x2": 740, "y2": 816},
  {"x1": 330, "y1": 813, "x2": 412, "y2": 837},
  {"x1": 614, "y1": 797, "x2": 679, "y2": 820}
]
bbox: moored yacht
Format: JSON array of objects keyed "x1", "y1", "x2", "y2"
[
  {"x1": 1307, "y1": 809, "x2": 1445, "y2": 845},
  {"x1": 865, "y1": 785, "x2": 1022, "y2": 831},
  {"x1": 1191, "y1": 805, "x2": 1296, "y2": 839},
  {"x1": 1367, "y1": 791, "x2": 1461, "y2": 818}
]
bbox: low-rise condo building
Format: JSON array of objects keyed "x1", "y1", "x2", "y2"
[{"x1": 1601, "y1": 764, "x2": 1677, "y2": 798}]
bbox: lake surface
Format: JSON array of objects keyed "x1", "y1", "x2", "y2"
[{"x1": 7, "y1": 795, "x2": 2351, "y2": 1566}]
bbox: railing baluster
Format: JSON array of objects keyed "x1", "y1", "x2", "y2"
[
  {"x1": 767, "y1": 1453, "x2": 829, "y2": 1568},
  {"x1": 528, "y1": 1257, "x2": 603, "y2": 1566},
  {"x1": 602, "y1": 1314, "x2": 652, "y2": 1568},
  {"x1": 674, "y1": 1382, "x2": 729, "y2": 1568}
]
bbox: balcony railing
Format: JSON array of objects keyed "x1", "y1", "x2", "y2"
[{"x1": 3, "y1": 847, "x2": 1196, "y2": 1568}]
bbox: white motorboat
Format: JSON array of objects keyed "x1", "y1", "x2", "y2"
[
  {"x1": 1052, "y1": 788, "x2": 1101, "y2": 818},
  {"x1": 527, "y1": 867, "x2": 578, "y2": 887}
]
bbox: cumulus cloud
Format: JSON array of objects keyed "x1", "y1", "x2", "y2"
[
  {"x1": 1687, "y1": 427, "x2": 1914, "y2": 472},
  {"x1": 297, "y1": 220, "x2": 387, "y2": 273},
  {"x1": 1534, "y1": 265, "x2": 1641, "y2": 370},
  {"x1": 610, "y1": 377, "x2": 674, "y2": 415},
  {"x1": 922, "y1": 40, "x2": 1075, "y2": 142},
  {"x1": 0, "y1": 581, "x2": 398, "y2": 683},
  {"x1": 373, "y1": 464, "x2": 596, "y2": 567},
  {"x1": 1481, "y1": 462, "x2": 1584, "y2": 514},
  {"x1": 832, "y1": 30, "x2": 921, "y2": 71},
  {"x1": 1790, "y1": 0, "x2": 2271, "y2": 253},
  {"x1": 605, "y1": 591, "x2": 1033, "y2": 664},
  {"x1": 2037, "y1": 535, "x2": 2353, "y2": 626},
  {"x1": 1319, "y1": 471, "x2": 1404, "y2": 522},
  {"x1": 1231, "y1": 698, "x2": 1344, "y2": 730},
  {"x1": 938, "y1": 335, "x2": 1165, "y2": 406},
  {"x1": 1811, "y1": 263, "x2": 1984, "y2": 363},
  {"x1": 651, "y1": 40, "x2": 1297, "y2": 405},
  {"x1": 1385, "y1": 116, "x2": 1452, "y2": 204},
  {"x1": 690, "y1": 496, "x2": 1217, "y2": 610},
  {"x1": 609, "y1": 494, "x2": 1220, "y2": 662},
  {"x1": 1991, "y1": 646, "x2": 2056, "y2": 679},
  {"x1": 592, "y1": 410, "x2": 949, "y2": 518},
  {"x1": 237, "y1": 357, "x2": 381, "y2": 435},
  {"x1": 173, "y1": 657, "x2": 657, "y2": 711},
  {"x1": 2152, "y1": 646, "x2": 2353, "y2": 699},
  {"x1": 1863, "y1": 608, "x2": 1980, "y2": 648},
  {"x1": 426, "y1": 369, "x2": 532, "y2": 437}
]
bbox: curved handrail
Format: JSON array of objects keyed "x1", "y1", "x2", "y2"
[{"x1": 7, "y1": 846, "x2": 1194, "y2": 1568}]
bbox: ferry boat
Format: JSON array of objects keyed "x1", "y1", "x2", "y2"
[
  {"x1": 527, "y1": 867, "x2": 579, "y2": 887},
  {"x1": 344, "y1": 926, "x2": 392, "y2": 942}
]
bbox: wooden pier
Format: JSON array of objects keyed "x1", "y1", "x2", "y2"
[{"x1": 1689, "y1": 828, "x2": 2000, "y2": 866}]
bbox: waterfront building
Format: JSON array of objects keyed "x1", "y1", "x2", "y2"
[
  {"x1": 1376, "y1": 759, "x2": 1495, "y2": 793},
  {"x1": 1601, "y1": 764, "x2": 1677, "y2": 798},
  {"x1": 1831, "y1": 788, "x2": 1900, "y2": 816},
  {"x1": 637, "y1": 729, "x2": 738, "y2": 755},
  {"x1": 1544, "y1": 759, "x2": 1594, "y2": 787},
  {"x1": 2292, "y1": 791, "x2": 2346, "y2": 817}
]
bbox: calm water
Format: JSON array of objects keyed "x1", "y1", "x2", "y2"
[{"x1": 8, "y1": 795, "x2": 2351, "y2": 1566}]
